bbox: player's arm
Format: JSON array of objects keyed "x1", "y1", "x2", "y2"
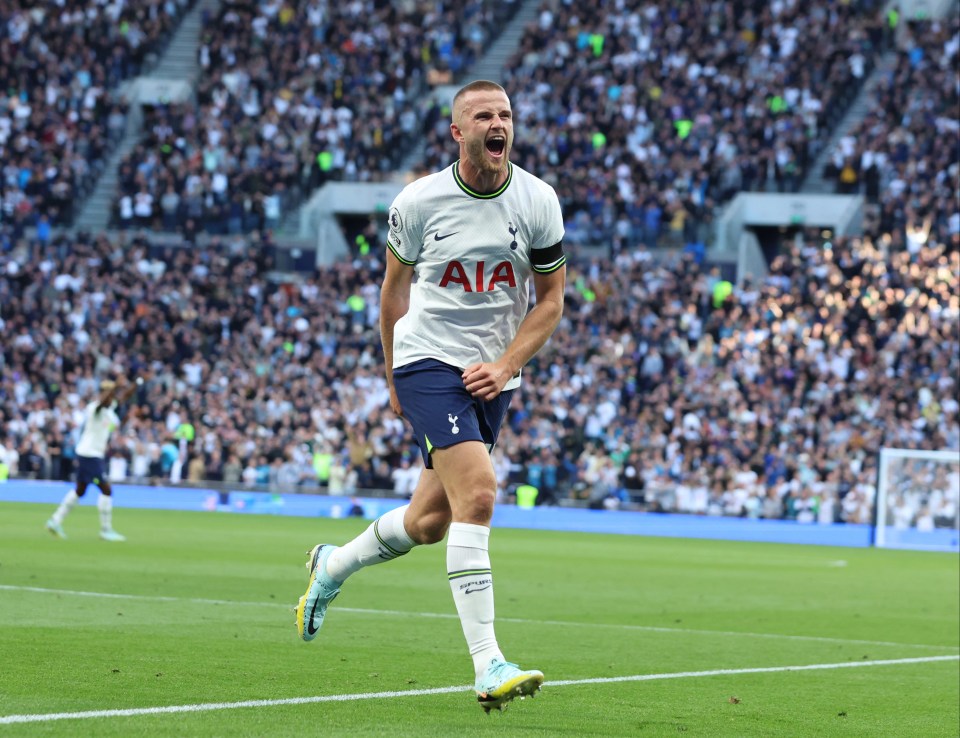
[
  {"x1": 117, "y1": 376, "x2": 141, "y2": 405},
  {"x1": 463, "y1": 261, "x2": 566, "y2": 401},
  {"x1": 381, "y1": 249, "x2": 415, "y2": 414}
]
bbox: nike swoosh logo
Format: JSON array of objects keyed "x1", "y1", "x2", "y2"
[
  {"x1": 306, "y1": 548, "x2": 323, "y2": 635},
  {"x1": 464, "y1": 585, "x2": 492, "y2": 594},
  {"x1": 434, "y1": 232, "x2": 458, "y2": 241},
  {"x1": 307, "y1": 596, "x2": 320, "y2": 634}
]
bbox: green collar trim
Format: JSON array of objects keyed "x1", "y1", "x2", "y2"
[{"x1": 452, "y1": 160, "x2": 512, "y2": 199}]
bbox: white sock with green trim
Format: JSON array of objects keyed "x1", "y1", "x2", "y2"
[
  {"x1": 447, "y1": 522, "x2": 503, "y2": 677},
  {"x1": 326, "y1": 504, "x2": 416, "y2": 582},
  {"x1": 51, "y1": 490, "x2": 78, "y2": 525},
  {"x1": 97, "y1": 494, "x2": 113, "y2": 532}
]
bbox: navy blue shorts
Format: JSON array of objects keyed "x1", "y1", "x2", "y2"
[
  {"x1": 392, "y1": 359, "x2": 514, "y2": 469},
  {"x1": 76, "y1": 455, "x2": 106, "y2": 487}
]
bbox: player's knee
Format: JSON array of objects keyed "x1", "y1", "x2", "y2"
[
  {"x1": 414, "y1": 524, "x2": 448, "y2": 546},
  {"x1": 409, "y1": 511, "x2": 450, "y2": 545},
  {"x1": 458, "y1": 488, "x2": 496, "y2": 525}
]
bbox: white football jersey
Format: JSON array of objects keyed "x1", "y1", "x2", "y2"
[
  {"x1": 386, "y1": 161, "x2": 565, "y2": 390},
  {"x1": 74, "y1": 400, "x2": 120, "y2": 458}
]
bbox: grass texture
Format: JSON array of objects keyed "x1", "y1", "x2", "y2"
[{"x1": 0, "y1": 502, "x2": 957, "y2": 737}]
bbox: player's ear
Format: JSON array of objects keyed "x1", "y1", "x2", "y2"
[{"x1": 450, "y1": 122, "x2": 463, "y2": 143}]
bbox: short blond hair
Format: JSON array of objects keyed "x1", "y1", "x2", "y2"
[{"x1": 451, "y1": 80, "x2": 507, "y2": 123}]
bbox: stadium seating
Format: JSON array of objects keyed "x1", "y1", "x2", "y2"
[
  {"x1": 1, "y1": 2, "x2": 956, "y2": 531},
  {"x1": 1, "y1": 220, "x2": 956, "y2": 525},
  {"x1": 419, "y1": 0, "x2": 888, "y2": 250},
  {"x1": 0, "y1": 0, "x2": 197, "y2": 230},
  {"x1": 111, "y1": 0, "x2": 522, "y2": 233},
  {"x1": 821, "y1": 15, "x2": 958, "y2": 246}
]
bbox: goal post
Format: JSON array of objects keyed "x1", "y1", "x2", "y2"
[{"x1": 874, "y1": 448, "x2": 959, "y2": 552}]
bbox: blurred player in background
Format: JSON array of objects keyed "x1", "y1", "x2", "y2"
[
  {"x1": 295, "y1": 80, "x2": 566, "y2": 712},
  {"x1": 46, "y1": 377, "x2": 141, "y2": 541}
]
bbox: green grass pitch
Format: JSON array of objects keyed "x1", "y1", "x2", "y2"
[{"x1": 0, "y1": 502, "x2": 957, "y2": 737}]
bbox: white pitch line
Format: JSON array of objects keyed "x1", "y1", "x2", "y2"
[
  {"x1": 2, "y1": 584, "x2": 958, "y2": 652},
  {"x1": 545, "y1": 655, "x2": 960, "y2": 685},
  {"x1": 1, "y1": 655, "x2": 956, "y2": 726}
]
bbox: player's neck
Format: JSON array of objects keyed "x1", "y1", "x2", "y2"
[{"x1": 456, "y1": 159, "x2": 509, "y2": 195}]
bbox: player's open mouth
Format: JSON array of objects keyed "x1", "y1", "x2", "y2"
[{"x1": 486, "y1": 136, "x2": 506, "y2": 157}]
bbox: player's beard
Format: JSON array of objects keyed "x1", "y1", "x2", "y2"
[{"x1": 465, "y1": 136, "x2": 510, "y2": 176}]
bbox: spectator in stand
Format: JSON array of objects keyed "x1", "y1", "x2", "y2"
[
  {"x1": 0, "y1": 0, "x2": 197, "y2": 230},
  {"x1": 822, "y1": 16, "x2": 958, "y2": 242},
  {"x1": 2, "y1": 225, "x2": 958, "y2": 525},
  {"x1": 390, "y1": 454, "x2": 422, "y2": 499},
  {"x1": 417, "y1": 0, "x2": 887, "y2": 254},
  {"x1": 112, "y1": 0, "x2": 522, "y2": 235},
  {"x1": 1, "y1": 88, "x2": 957, "y2": 536}
]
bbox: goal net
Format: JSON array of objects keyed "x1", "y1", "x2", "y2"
[{"x1": 874, "y1": 448, "x2": 959, "y2": 552}]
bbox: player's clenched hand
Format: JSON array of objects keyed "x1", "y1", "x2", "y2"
[{"x1": 462, "y1": 362, "x2": 510, "y2": 401}]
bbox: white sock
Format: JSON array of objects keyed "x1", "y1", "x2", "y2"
[
  {"x1": 326, "y1": 504, "x2": 416, "y2": 582},
  {"x1": 447, "y1": 522, "x2": 503, "y2": 677},
  {"x1": 52, "y1": 490, "x2": 79, "y2": 525},
  {"x1": 97, "y1": 494, "x2": 113, "y2": 532}
]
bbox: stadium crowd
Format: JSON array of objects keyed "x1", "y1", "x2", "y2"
[
  {"x1": 822, "y1": 14, "x2": 958, "y2": 236},
  {"x1": 112, "y1": 0, "x2": 520, "y2": 234},
  {"x1": 108, "y1": 0, "x2": 894, "y2": 244},
  {"x1": 1, "y1": 2, "x2": 957, "y2": 534},
  {"x1": 0, "y1": 0, "x2": 197, "y2": 230},
  {"x1": 417, "y1": 0, "x2": 890, "y2": 251},
  {"x1": 1, "y1": 212, "x2": 957, "y2": 528}
]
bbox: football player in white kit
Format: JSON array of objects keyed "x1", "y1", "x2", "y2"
[
  {"x1": 296, "y1": 81, "x2": 566, "y2": 712},
  {"x1": 46, "y1": 377, "x2": 139, "y2": 541}
]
